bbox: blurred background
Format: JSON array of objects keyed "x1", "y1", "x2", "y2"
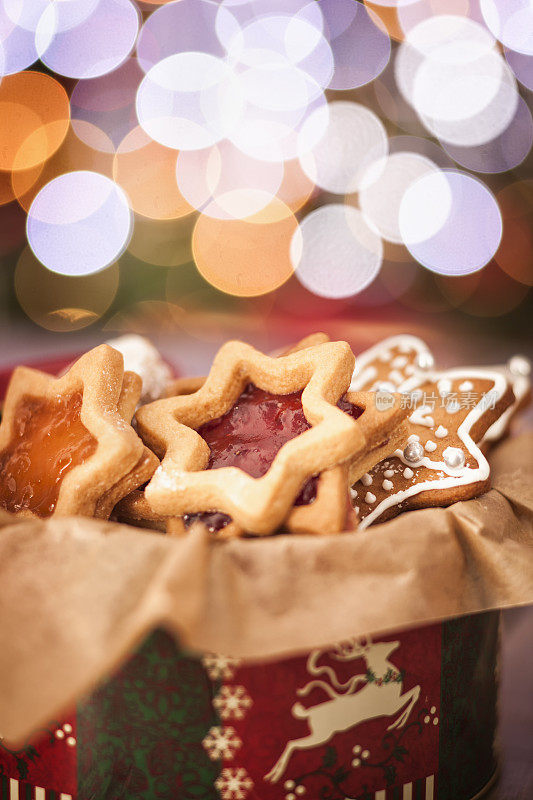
[{"x1": 0, "y1": 0, "x2": 531, "y2": 366}]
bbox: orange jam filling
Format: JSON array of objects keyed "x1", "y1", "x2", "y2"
[{"x1": 0, "y1": 391, "x2": 97, "y2": 518}]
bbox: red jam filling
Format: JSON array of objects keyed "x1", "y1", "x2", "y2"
[
  {"x1": 0, "y1": 391, "x2": 97, "y2": 518},
  {"x1": 187, "y1": 384, "x2": 363, "y2": 531}
]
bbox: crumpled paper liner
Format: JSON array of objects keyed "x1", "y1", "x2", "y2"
[{"x1": 0, "y1": 433, "x2": 532, "y2": 744}]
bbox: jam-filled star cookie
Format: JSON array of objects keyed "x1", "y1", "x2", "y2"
[
  {"x1": 351, "y1": 366, "x2": 515, "y2": 528},
  {"x1": 350, "y1": 334, "x2": 435, "y2": 392},
  {"x1": 0, "y1": 345, "x2": 156, "y2": 520},
  {"x1": 136, "y1": 339, "x2": 407, "y2": 536}
]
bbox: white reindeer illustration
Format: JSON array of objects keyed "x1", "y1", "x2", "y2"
[{"x1": 265, "y1": 636, "x2": 421, "y2": 783}]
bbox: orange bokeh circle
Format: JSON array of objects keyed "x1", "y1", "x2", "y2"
[
  {"x1": 495, "y1": 180, "x2": 533, "y2": 286},
  {"x1": 113, "y1": 127, "x2": 195, "y2": 220},
  {"x1": 192, "y1": 200, "x2": 297, "y2": 297},
  {"x1": 0, "y1": 71, "x2": 70, "y2": 172}
]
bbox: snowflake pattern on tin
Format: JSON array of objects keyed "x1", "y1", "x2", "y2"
[
  {"x1": 201, "y1": 653, "x2": 242, "y2": 681},
  {"x1": 213, "y1": 686, "x2": 253, "y2": 720},
  {"x1": 214, "y1": 766, "x2": 254, "y2": 799},
  {"x1": 202, "y1": 726, "x2": 242, "y2": 761}
]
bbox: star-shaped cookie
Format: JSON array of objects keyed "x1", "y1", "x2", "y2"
[
  {"x1": 136, "y1": 339, "x2": 405, "y2": 535},
  {"x1": 0, "y1": 345, "x2": 155, "y2": 519},
  {"x1": 351, "y1": 366, "x2": 515, "y2": 528}
]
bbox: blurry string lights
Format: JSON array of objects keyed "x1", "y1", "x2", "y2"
[{"x1": 0, "y1": 0, "x2": 530, "y2": 327}]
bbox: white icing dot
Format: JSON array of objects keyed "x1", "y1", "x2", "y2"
[
  {"x1": 350, "y1": 487, "x2": 358, "y2": 500},
  {"x1": 459, "y1": 381, "x2": 474, "y2": 392},
  {"x1": 382, "y1": 479, "x2": 393, "y2": 491},
  {"x1": 379, "y1": 351, "x2": 391, "y2": 362},
  {"x1": 383, "y1": 469, "x2": 395, "y2": 478},
  {"x1": 446, "y1": 399, "x2": 461, "y2": 414},
  {"x1": 405, "y1": 364, "x2": 416, "y2": 375},
  {"x1": 63, "y1": 723, "x2": 72, "y2": 733},
  {"x1": 435, "y1": 425, "x2": 448, "y2": 438},
  {"x1": 392, "y1": 355, "x2": 408, "y2": 368},
  {"x1": 55, "y1": 730, "x2": 65, "y2": 740},
  {"x1": 403, "y1": 467, "x2": 414, "y2": 479},
  {"x1": 389, "y1": 369, "x2": 404, "y2": 385},
  {"x1": 354, "y1": 506, "x2": 360, "y2": 514},
  {"x1": 438, "y1": 378, "x2": 452, "y2": 397},
  {"x1": 425, "y1": 440, "x2": 437, "y2": 452},
  {"x1": 365, "y1": 492, "x2": 376, "y2": 504},
  {"x1": 407, "y1": 434, "x2": 420, "y2": 442},
  {"x1": 66, "y1": 737, "x2": 76, "y2": 747},
  {"x1": 433, "y1": 718, "x2": 439, "y2": 726},
  {"x1": 430, "y1": 706, "x2": 436, "y2": 714},
  {"x1": 361, "y1": 473, "x2": 373, "y2": 486}
]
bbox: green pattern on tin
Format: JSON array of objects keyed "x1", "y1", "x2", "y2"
[
  {"x1": 77, "y1": 630, "x2": 221, "y2": 800},
  {"x1": 439, "y1": 611, "x2": 499, "y2": 800}
]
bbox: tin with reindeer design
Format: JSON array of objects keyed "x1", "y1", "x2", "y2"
[{"x1": 0, "y1": 611, "x2": 499, "y2": 800}]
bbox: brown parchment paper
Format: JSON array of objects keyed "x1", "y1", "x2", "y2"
[{"x1": 0, "y1": 433, "x2": 532, "y2": 744}]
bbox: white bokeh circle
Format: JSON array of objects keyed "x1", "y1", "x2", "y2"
[
  {"x1": 480, "y1": 0, "x2": 533, "y2": 56},
  {"x1": 27, "y1": 171, "x2": 133, "y2": 276},
  {"x1": 299, "y1": 101, "x2": 388, "y2": 194},
  {"x1": 399, "y1": 170, "x2": 502, "y2": 275},
  {"x1": 136, "y1": 52, "x2": 244, "y2": 151},
  {"x1": 291, "y1": 204, "x2": 383, "y2": 298},
  {"x1": 36, "y1": 0, "x2": 139, "y2": 80}
]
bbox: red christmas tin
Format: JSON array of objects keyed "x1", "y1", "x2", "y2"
[{"x1": 0, "y1": 611, "x2": 499, "y2": 800}]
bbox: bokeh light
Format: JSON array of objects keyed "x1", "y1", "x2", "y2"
[
  {"x1": 137, "y1": 0, "x2": 225, "y2": 72},
  {"x1": 176, "y1": 140, "x2": 283, "y2": 220},
  {"x1": 321, "y1": 0, "x2": 391, "y2": 90},
  {"x1": 495, "y1": 180, "x2": 533, "y2": 286},
  {"x1": 396, "y1": 15, "x2": 519, "y2": 147},
  {"x1": 440, "y1": 95, "x2": 533, "y2": 174},
  {"x1": 70, "y1": 59, "x2": 144, "y2": 152},
  {"x1": 136, "y1": 52, "x2": 243, "y2": 151},
  {"x1": 359, "y1": 151, "x2": 441, "y2": 243},
  {"x1": 26, "y1": 171, "x2": 132, "y2": 276},
  {"x1": 192, "y1": 200, "x2": 297, "y2": 296},
  {"x1": 291, "y1": 204, "x2": 383, "y2": 298},
  {"x1": 12, "y1": 124, "x2": 114, "y2": 213},
  {"x1": 399, "y1": 170, "x2": 503, "y2": 275},
  {"x1": 0, "y1": 0, "x2": 530, "y2": 330},
  {"x1": 36, "y1": 0, "x2": 140, "y2": 80},
  {"x1": 114, "y1": 126, "x2": 194, "y2": 220},
  {"x1": 0, "y1": 2, "x2": 43, "y2": 75},
  {"x1": 480, "y1": 0, "x2": 533, "y2": 56},
  {"x1": 505, "y1": 46, "x2": 533, "y2": 91},
  {"x1": 0, "y1": 71, "x2": 70, "y2": 172},
  {"x1": 15, "y1": 246, "x2": 119, "y2": 332},
  {"x1": 299, "y1": 101, "x2": 388, "y2": 193}
]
